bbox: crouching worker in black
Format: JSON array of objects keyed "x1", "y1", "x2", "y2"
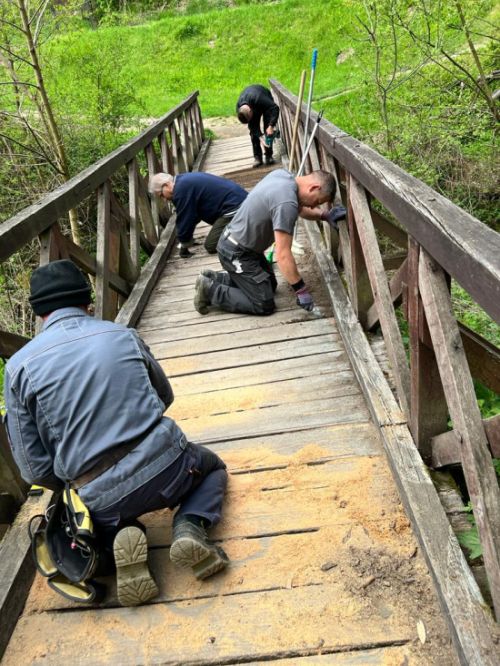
[
  {"x1": 3, "y1": 260, "x2": 229, "y2": 607},
  {"x1": 236, "y1": 84, "x2": 280, "y2": 167},
  {"x1": 149, "y1": 171, "x2": 247, "y2": 257}
]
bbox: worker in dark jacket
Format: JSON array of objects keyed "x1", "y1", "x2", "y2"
[
  {"x1": 236, "y1": 84, "x2": 280, "y2": 167},
  {"x1": 4, "y1": 260, "x2": 229, "y2": 607},
  {"x1": 149, "y1": 172, "x2": 247, "y2": 257}
]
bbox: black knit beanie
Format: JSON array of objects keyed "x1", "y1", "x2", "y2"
[{"x1": 29, "y1": 260, "x2": 92, "y2": 316}]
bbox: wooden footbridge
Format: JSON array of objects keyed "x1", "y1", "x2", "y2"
[{"x1": 1, "y1": 84, "x2": 499, "y2": 665}]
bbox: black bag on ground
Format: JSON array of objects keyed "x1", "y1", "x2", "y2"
[{"x1": 29, "y1": 487, "x2": 106, "y2": 603}]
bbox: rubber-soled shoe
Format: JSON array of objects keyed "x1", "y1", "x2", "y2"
[
  {"x1": 113, "y1": 526, "x2": 158, "y2": 607},
  {"x1": 194, "y1": 275, "x2": 212, "y2": 315},
  {"x1": 170, "y1": 520, "x2": 229, "y2": 580},
  {"x1": 252, "y1": 158, "x2": 263, "y2": 168},
  {"x1": 265, "y1": 156, "x2": 275, "y2": 165},
  {"x1": 200, "y1": 269, "x2": 219, "y2": 281},
  {"x1": 179, "y1": 246, "x2": 194, "y2": 258}
]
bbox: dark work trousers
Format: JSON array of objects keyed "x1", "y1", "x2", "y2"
[
  {"x1": 209, "y1": 234, "x2": 277, "y2": 315},
  {"x1": 90, "y1": 443, "x2": 227, "y2": 560},
  {"x1": 248, "y1": 107, "x2": 278, "y2": 161},
  {"x1": 204, "y1": 215, "x2": 233, "y2": 254}
]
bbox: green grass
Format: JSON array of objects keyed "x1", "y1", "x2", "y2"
[{"x1": 42, "y1": 1, "x2": 387, "y2": 122}]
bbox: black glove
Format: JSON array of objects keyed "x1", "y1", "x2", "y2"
[
  {"x1": 295, "y1": 286, "x2": 314, "y2": 312},
  {"x1": 321, "y1": 205, "x2": 347, "y2": 230}
]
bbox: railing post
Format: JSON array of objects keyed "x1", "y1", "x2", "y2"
[
  {"x1": 145, "y1": 143, "x2": 161, "y2": 236},
  {"x1": 179, "y1": 113, "x2": 194, "y2": 170},
  {"x1": 347, "y1": 176, "x2": 373, "y2": 326},
  {"x1": 95, "y1": 180, "x2": 111, "y2": 320},
  {"x1": 408, "y1": 239, "x2": 448, "y2": 460},
  {"x1": 128, "y1": 158, "x2": 140, "y2": 271}
]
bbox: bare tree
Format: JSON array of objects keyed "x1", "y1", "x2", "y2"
[
  {"x1": 0, "y1": 0, "x2": 81, "y2": 243},
  {"x1": 393, "y1": 0, "x2": 499, "y2": 123}
]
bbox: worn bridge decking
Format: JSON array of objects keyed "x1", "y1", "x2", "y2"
[{"x1": 2, "y1": 134, "x2": 457, "y2": 665}]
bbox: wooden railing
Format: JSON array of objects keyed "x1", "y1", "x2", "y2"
[
  {"x1": 0, "y1": 91, "x2": 207, "y2": 511},
  {"x1": 271, "y1": 80, "x2": 500, "y2": 663}
]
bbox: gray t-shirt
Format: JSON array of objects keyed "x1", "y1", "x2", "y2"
[{"x1": 228, "y1": 169, "x2": 298, "y2": 253}]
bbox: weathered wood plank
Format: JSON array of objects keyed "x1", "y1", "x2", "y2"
[
  {"x1": 408, "y1": 241, "x2": 448, "y2": 460},
  {"x1": 169, "y1": 370, "x2": 360, "y2": 423},
  {"x1": 0, "y1": 331, "x2": 29, "y2": 359},
  {"x1": 170, "y1": 393, "x2": 369, "y2": 445},
  {"x1": 162, "y1": 334, "x2": 342, "y2": 377},
  {"x1": 208, "y1": 422, "x2": 381, "y2": 465},
  {"x1": 431, "y1": 414, "x2": 500, "y2": 467},
  {"x1": 114, "y1": 214, "x2": 178, "y2": 328},
  {"x1": 459, "y1": 323, "x2": 500, "y2": 394},
  {"x1": 94, "y1": 181, "x2": 111, "y2": 320},
  {"x1": 303, "y1": 217, "x2": 498, "y2": 665},
  {"x1": 349, "y1": 176, "x2": 410, "y2": 418},
  {"x1": 0, "y1": 492, "x2": 51, "y2": 659},
  {"x1": 127, "y1": 158, "x2": 140, "y2": 270},
  {"x1": 365, "y1": 257, "x2": 407, "y2": 331},
  {"x1": 3, "y1": 584, "x2": 414, "y2": 666},
  {"x1": 150, "y1": 317, "x2": 338, "y2": 359},
  {"x1": 170, "y1": 350, "x2": 351, "y2": 397},
  {"x1": 419, "y1": 249, "x2": 500, "y2": 619},
  {"x1": 0, "y1": 425, "x2": 27, "y2": 504}
]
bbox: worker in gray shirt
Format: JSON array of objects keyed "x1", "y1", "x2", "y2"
[{"x1": 193, "y1": 169, "x2": 341, "y2": 316}]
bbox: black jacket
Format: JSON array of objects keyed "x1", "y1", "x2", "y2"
[{"x1": 236, "y1": 85, "x2": 279, "y2": 127}]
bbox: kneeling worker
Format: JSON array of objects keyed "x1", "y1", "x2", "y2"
[
  {"x1": 4, "y1": 260, "x2": 229, "y2": 606},
  {"x1": 149, "y1": 171, "x2": 248, "y2": 257},
  {"x1": 193, "y1": 169, "x2": 340, "y2": 316}
]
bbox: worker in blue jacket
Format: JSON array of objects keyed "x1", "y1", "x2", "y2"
[
  {"x1": 3, "y1": 260, "x2": 230, "y2": 607},
  {"x1": 149, "y1": 171, "x2": 247, "y2": 257}
]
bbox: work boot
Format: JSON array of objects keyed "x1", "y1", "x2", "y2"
[
  {"x1": 252, "y1": 158, "x2": 263, "y2": 168},
  {"x1": 194, "y1": 274, "x2": 212, "y2": 315},
  {"x1": 201, "y1": 269, "x2": 230, "y2": 285},
  {"x1": 265, "y1": 156, "x2": 275, "y2": 165},
  {"x1": 113, "y1": 526, "x2": 158, "y2": 607},
  {"x1": 170, "y1": 516, "x2": 229, "y2": 580},
  {"x1": 201, "y1": 268, "x2": 219, "y2": 281},
  {"x1": 179, "y1": 245, "x2": 194, "y2": 258}
]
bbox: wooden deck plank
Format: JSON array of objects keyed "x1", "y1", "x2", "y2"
[
  {"x1": 169, "y1": 371, "x2": 361, "y2": 422},
  {"x1": 142, "y1": 456, "x2": 399, "y2": 546},
  {"x1": 3, "y1": 584, "x2": 415, "y2": 666},
  {"x1": 139, "y1": 307, "x2": 326, "y2": 341},
  {"x1": 161, "y1": 334, "x2": 342, "y2": 377},
  {"x1": 150, "y1": 318, "x2": 338, "y2": 358},
  {"x1": 168, "y1": 394, "x2": 370, "y2": 445},
  {"x1": 170, "y1": 352, "x2": 354, "y2": 396}
]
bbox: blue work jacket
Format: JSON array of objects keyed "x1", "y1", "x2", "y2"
[
  {"x1": 173, "y1": 172, "x2": 247, "y2": 243},
  {"x1": 3, "y1": 308, "x2": 187, "y2": 512}
]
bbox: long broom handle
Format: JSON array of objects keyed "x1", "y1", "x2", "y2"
[
  {"x1": 293, "y1": 110, "x2": 323, "y2": 243},
  {"x1": 298, "y1": 110, "x2": 323, "y2": 176},
  {"x1": 302, "y1": 48, "x2": 318, "y2": 152},
  {"x1": 289, "y1": 70, "x2": 307, "y2": 174}
]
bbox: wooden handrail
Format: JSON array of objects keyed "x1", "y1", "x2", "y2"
[
  {"x1": 271, "y1": 78, "x2": 500, "y2": 661},
  {"x1": 0, "y1": 91, "x2": 199, "y2": 262},
  {"x1": 271, "y1": 79, "x2": 500, "y2": 326}
]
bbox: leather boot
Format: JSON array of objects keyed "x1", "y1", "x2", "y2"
[{"x1": 170, "y1": 516, "x2": 229, "y2": 580}]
